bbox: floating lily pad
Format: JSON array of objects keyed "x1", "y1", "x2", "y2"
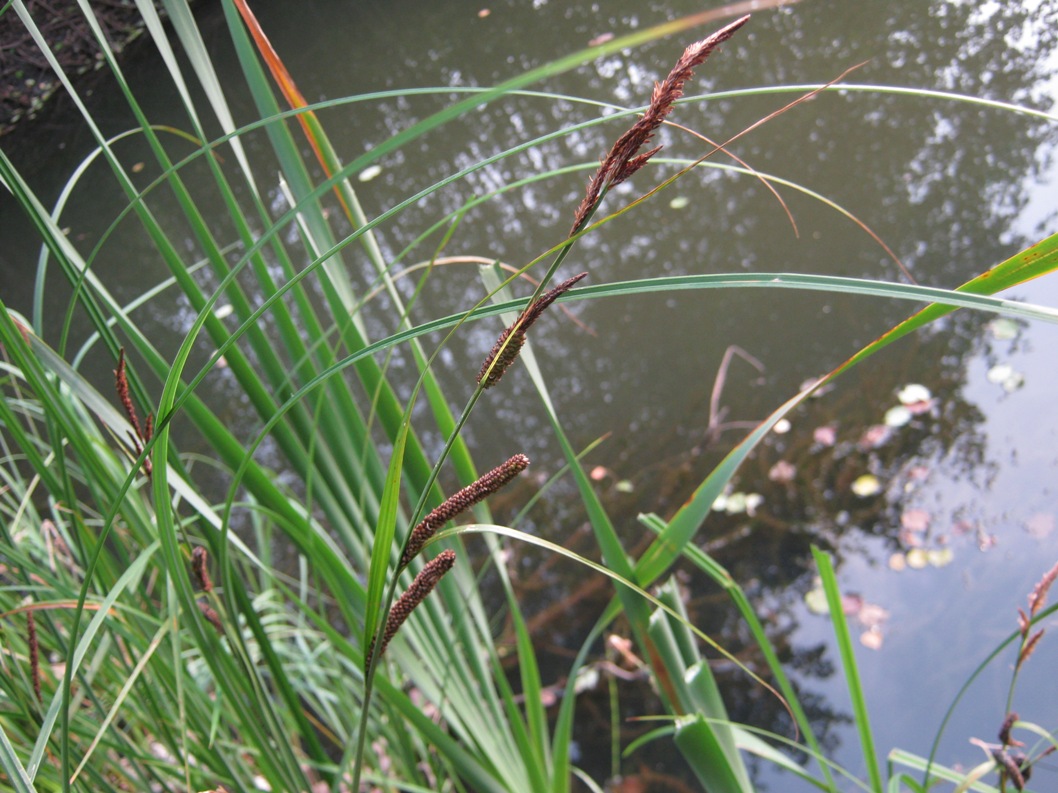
[
  {"x1": 986, "y1": 364, "x2": 1024, "y2": 392},
  {"x1": 906, "y1": 548, "x2": 929, "y2": 569},
  {"x1": 860, "y1": 627, "x2": 884, "y2": 650},
  {"x1": 884, "y1": 405, "x2": 912, "y2": 427},
  {"x1": 1025, "y1": 512, "x2": 1055, "y2": 538},
  {"x1": 768, "y1": 459, "x2": 796, "y2": 483},
  {"x1": 988, "y1": 317, "x2": 1019, "y2": 340},
  {"x1": 804, "y1": 587, "x2": 828, "y2": 615},
  {"x1": 897, "y1": 383, "x2": 931, "y2": 404},
  {"x1": 358, "y1": 164, "x2": 383, "y2": 182},
  {"x1": 813, "y1": 425, "x2": 837, "y2": 446},
  {"x1": 859, "y1": 424, "x2": 892, "y2": 449},
  {"x1": 927, "y1": 547, "x2": 954, "y2": 567},
  {"x1": 851, "y1": 474, "x2": 882, "y2": 497},
  {"x1": 900, "y1": 508, "x2": 930, "y2": 532}
]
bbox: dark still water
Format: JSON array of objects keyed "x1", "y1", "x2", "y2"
[{"x1": 2, "y1": 1, "x2": 1058, "y2": 790}]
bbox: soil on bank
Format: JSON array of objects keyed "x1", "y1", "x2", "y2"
[{"x1": 0, "y1": 1, "x2": 155, "y2": 136}]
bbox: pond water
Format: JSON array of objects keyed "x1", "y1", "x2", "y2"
[{"x1": 2, "y1": 0, "x2": 1058, "y2": 790}]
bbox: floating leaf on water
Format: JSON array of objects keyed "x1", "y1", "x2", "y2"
[
  {"x1": 860, "y1": 627, "x2": 884, "y2": 650},
  {"x1": 851, "y1": 474, "x2": 882, "y2": 497},
  {"x1": 984, "y1": 363, "x2": 1025, "y2": 392},
  {"x1": 898, "y1": 383, "x2": 931, "y2": 404},
  {"x1": 927, "y1": 547, "x2": 954, "y2": 567},
  {"x1": 888, "y1": 552, "x2": 907, "y2": 571},
  {"x1": 768, "y1": 459, "x2": 796, "y2": 483},
  {"x1": 573, "y1": 665, "x2": 599, "y2": 694},
  {"x1": 804, "y1": 587, "x2": 828, "y2": 615},
  {"x1": 906, "y1": 548, "x2": 929, "y2": 569},
  {"x1": 669, "y1": 195, "x2": 690, "y2": 209},
  {"x1": 358, "y1": 164, "x2": 383, "y2": 182},
  {"x1": 900, "y1": 508, "x2": 930, "y2": 532},
  {"x1": 905, "y1": 398, "x2": 934, "y2": 416},
  {"x1": 813, "y1": 425, "x2": 837, "y2": 447},
  {"x1": 1025, "y1": 512, "x2": 1055, "y2": 539},
  {"x1": 898, "y1": 527, "x2": 923, "y2": 547},
  {"x1": 841, "y1": 593, "x2": 863, "y2": 616},
  {"x1": 724, "y1": 492, "x2": 748, "y2": 514},
  {"x1": 1001, "y1": 370, "x2": 1025, "y2": 392},
  {"x1": 907, "y1": 465, "x2": 931, "y2": 482},
  {"x1": 988, "y1": 318, "x2": 1019, "y2": 340},
  {"x1": 615, "y1": 480, "x2": 634, "y2": 493},
  {"x1": 986, "y1": 363, "x2": 1013, "y2": 384},
  {"x1": 773, "y1": 419, "x2": 792, "y2": 434},
  {"x1": 859, "y1": 424, "x2": 892, "y2": 449},
  {"x1": 858, "y1": 603, "x2": 889, "y2": 627},
  {"x1": 884, "y1": 405, "x2": 912, "y2": 427}
]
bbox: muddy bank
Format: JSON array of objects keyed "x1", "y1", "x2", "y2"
[{"x1": 0, "y1": 1, "x2": 157, "y2": 136}]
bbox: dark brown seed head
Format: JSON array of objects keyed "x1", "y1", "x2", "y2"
[
  {"x1": 401, "y1": 455, "x2": 529, "y2": 567},
  {"x1": 476, "y1": 273, "x2": 588, "y2": 389},
  {"x1": 192, "y1": 546, "x2": 213, "y2": 592},
  {"x1": 372, "y1": 550, "x2": 457, "y2": 661},
  {"x1": 570, "y1": 15, "x2": 749, "y2": 235},
  {"x1": 197, "y1": 599, "x2": 223, "y2": 633},
  {"x1": 478, "y1": 325, "x2": 527, "y2": 389},
  {"x1": 999, "y1": 711, "x2": 1020, "y2": 746},
  {"x1": 1027, "y1": 559, "x2": 1058, "y2": 617},
  {"x1": 27, "y1": 611, "x2": 41, "y2": 702}
]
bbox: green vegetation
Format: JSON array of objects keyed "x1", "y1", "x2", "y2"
[{"x1": 0, "y1": 2, "x2": 1056, "y2": 791}]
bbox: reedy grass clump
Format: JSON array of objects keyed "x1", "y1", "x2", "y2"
[{"x1": 1, "y1": 2, "x2": 1057, "y2": 793}]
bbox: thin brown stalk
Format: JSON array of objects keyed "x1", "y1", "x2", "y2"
[{"x1": 401, "y1": 455, "x2": 529, "y2": 568}]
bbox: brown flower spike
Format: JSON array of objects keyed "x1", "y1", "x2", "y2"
[
  {"x1": 192, "y1": 546, "x2": 213, "y2": 592},
  {"x1": 1016, "y1": 558, "x2": 1058, "y2": 670},
  {"x1": 114, "y1": 348, "x2": 153, "y2": 478},
  {"x1": 477, "y1": 273, "x2": 588, "y2": 389},
  {"x1": 371, "y1": 549, "x2": 457, "y2": 662},
  {"x1": 401, "y1": 454, "x2": 529, "y2": 568},
  {"x1": 571, "y1": 15, "x2": 750, "y2": 235},
  {"x1": 27, "y1": 611, "x2": 41, "y2": 703}
]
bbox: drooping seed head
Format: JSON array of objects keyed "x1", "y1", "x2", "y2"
[{"x1": 372, "y1": 550, "x2": 457, "y2": 662}]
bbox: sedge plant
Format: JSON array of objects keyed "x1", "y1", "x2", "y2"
[{"x1": 1, "y1": 1, "x2": 1057, "y2": 792}]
